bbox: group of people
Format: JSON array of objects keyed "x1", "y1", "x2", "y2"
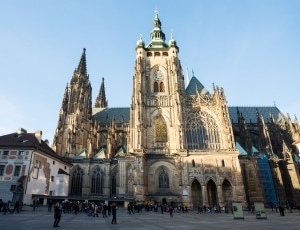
[{"x1": 0, "y1": 199, "x2": 22, "y2": 214}]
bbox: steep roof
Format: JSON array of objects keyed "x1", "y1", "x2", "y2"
[
  {"x1": 186, "y1": 76, "x2": 209, "y2": 95},
  {"x1": 228, "y1": 106, "x2": 287, "y2": 124},
  {"x1": 92, "y1": 106, "x2": 286, "y2": 125},
  {"x1": 0, "y1": 132, "x2": 72, "y2": 166},
  {"x1": 93, "y1": 107, "x2": 130, "y2": 123}
]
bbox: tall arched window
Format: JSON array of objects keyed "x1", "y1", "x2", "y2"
[
  {"x1": 154, "y1": 82, "x2": 159, "y2": 92},
  {"x1": 155, "y1": 116, "x2": 168, "y2": 142},
  {"x1": 160, "y1": 82, "x2": 165, "y2": 92},
  {"x1": 111, "y1": 171, "x2": 117, "y2": 196},
  {"x1": 70, "y1": 167, "x2": 83, "y2": 195},
  {"x1": 159, "y1": 169, "x2": 169, "y2": 188},
  {"x1": 127, "y1": 166, "x2": 133, "y2": 193},
  {"x1": 91, "y1": 167, "x2": 103, "y2": 194},
  {"x1": 185, "y1": 110, "x2": 220, "y2": 150},
  {"x1": 99, "y1": 134, "x2": 106, "y2": 148}
]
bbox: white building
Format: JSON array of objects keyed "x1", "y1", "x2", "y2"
[{"x1": 0, "y1": 128, "x2": 72, "y2": 205}]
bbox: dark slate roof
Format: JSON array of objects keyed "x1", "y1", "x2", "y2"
[
  {"x1": 186, "y1": 76, "x2": 209, "y2": 95},
  {"x1": 0, "y1": 132, "x2": 72, "y2": 166},
  {"x1": 93, "y1": 107, "x2": 130, "y2": 123},
  {"x1": 93, "y1": 106, "x2": 286, "y2": 125},
  {"x1": 228, "y1": 106, "x2": 287, "y2": 124}
]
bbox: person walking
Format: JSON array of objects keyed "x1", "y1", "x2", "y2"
[
  {"x1": 3, "y1": 201, "x2": 12, "y2": 215},
  {"x1": 111, "y1": 203, "x2": 117, "y2": 224},
  {"x1": 93, "y1": 203, "x2": 99, "y2": 217},
  {"x1": 169, "y1": 206, "x2": 173, "y2": 218},
  {"x1": 53, "y1": 202, "x2": 62, "y2": 227},
  {"x1": 11, "y1": 200, "x2": 20, "y2": 214}
]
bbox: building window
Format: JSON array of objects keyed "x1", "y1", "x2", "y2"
[
  {"x1": 10, "y1": 185, "x2": 16, "y2": 192},
  {"x1": 3, "y1": 151, "x2": 9, "y2": 155},
  {"x1": 70, "y1": 167, "x2": 83, "y2": 195},
  {"x1": 14, "y1": 165, "x2": 21, "y2": 176},
  {"x1": 222, "y1": 160, "x2": 225, "y2": 167},
  {"x1": 0, "y1": 165, "x2": 5, "y2": 176},
  {"x1": 155, "y1": 116, "x2": 168, "y2": 142},
  {"x1": 159, "y1": 169, "x2": 169, "y2": 188},
  {"x1": 185, "y1": 110, "x2": 220, "y2": 150},
  {"x1": 53, "y1": 161, "x2": 55, "y2": 165},
  {"x1": 18, "y1": 151, "x2": 25, "y2": 156},
  {"x1": 64, "y1": 166, "x2": 67, "y2": 170},
  {"x1": 51, "y1": 176, "x2": 54, "y2": 182},
  {"x1": 91, "y1": 167, "x2": 103, "y2": 194}
]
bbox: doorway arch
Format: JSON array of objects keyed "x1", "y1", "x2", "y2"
[
  {"x1": 191, "y1": 179, "x2": 203, "y2": 208},
  {"x1": 207, "y1": 179, "x2": 217, "y2": 206},
  {"x1": 222, "y1": 179, "x2": 233, "y2": 207}
]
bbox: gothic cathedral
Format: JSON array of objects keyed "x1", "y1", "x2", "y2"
[{"x1": 53, "y1": 11, "x2": 300, "y2": 208}]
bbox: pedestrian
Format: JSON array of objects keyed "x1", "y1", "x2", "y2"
[
  {"x1": 93, "y1": 203, "x2": 99, "y2": 217},
  {"x1": 12, "y1": 200, "x2": 20, "y2": 214},
  {"x1": 48, "y1": 200, "x2": 53, "y2": 212},
  {"x1": 160, "y1": 204, "x2": 164, "y2": 214},
  {"x1": 102, "y1": 203, "x2": 107, "y2": 218},
  {"x1": 111, "y1": 203, "x2": 117, "y2": 224},
  {"x1": 3, "y1": 201, "x2": 12, "y2": 215},
  {"x1": 169, "y1": 206, "x2": 173, "y2": 217},
  {"x1": 279, "y1": 205, "x2": 285, "y2": 216},
  {"x1": 33, "y1": 199, "x2": 36, "y2": 211},
  {"x1": 53, "y1": 202, "x2": 62, "y2": 227},
  {"x1": 0, "y1": 199, "x2": 3, "y2": 212}
]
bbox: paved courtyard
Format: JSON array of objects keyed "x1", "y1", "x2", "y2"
[{"x1": 1, "y1": 206, "x2": 299, "y2": 230}]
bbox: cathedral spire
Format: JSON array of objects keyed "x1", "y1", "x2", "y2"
[
  {"x1": 77, "y1": 48, "x2": 87, "y2": 75},
  {"x1": 95, "y1": 78, "x2": 108, "y2": 108},
  {"x1": 147, "y1": 9, "x2": 167, "y2": 48}
]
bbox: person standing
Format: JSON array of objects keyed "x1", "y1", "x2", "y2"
[
  {"x1": 33, "y1": 199, "x2": 36, "y2": 211},
  {"x1": 111, "y1": 203, "x2": 117, "y2": 224},
  {"x1": 53, "y1": 202, "x2": 62, "y2": 227},
  {"x1": 48, "y1": 200, "x2": 53, "y2": 212}
]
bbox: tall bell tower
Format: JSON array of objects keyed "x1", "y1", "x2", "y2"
[{"x1": 129, "y1": 10, "x2": 187, "y2": 200}]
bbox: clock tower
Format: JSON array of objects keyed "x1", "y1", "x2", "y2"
[{"x1": 129, "y1": 10, "x2": 187, "y2": 201}]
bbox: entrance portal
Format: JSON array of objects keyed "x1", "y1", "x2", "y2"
[
  {"x1": 207, "y1": 179, "x2": 217, "y2": 206},
  {"x1": 191, "y1": 180, "x2": 202, "y2": 209},
  {"x1": 222, "y1": 179, "x2": 233, "y2": 207}
]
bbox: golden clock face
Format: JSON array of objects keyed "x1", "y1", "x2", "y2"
[{"x1": 153, "y1": 70, "x2": 163, "y2": 81}]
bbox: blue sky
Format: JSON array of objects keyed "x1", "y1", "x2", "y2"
[{"x1": 1, "y1": 1, "x2": 299, "y2": 145}]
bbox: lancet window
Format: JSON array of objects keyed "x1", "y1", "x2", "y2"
[
  {"x1": 70, "y1": 167, "x2": 83, "y2": 195},
  {"x1": 91, "y1": 167, "x2": 103, "y2": 194},
  {"x1": 155, "y1": 116, "x2": 168, "y2": 142},
  {"x1": 159, "y1": 169, "x2": 169, "y2": 188}
]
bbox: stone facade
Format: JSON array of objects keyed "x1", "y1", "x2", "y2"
[{"x1": 52, "y1": 11, "x2": 300, "y2": 208}]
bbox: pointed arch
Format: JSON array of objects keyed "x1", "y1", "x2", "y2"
[
  {"x1": 99, "y1": 134, "x2": 106, "y2": 148},
  {"x1": 90, "y1": 166, "x2": 103, "y2": 194},
  {"x1": 159, "y1": 82, "x2": 165, "y2": 92},
  {"x1": 222, "y1": 179, "x2": 233, "y2": 206},
  {"x1": 111, "y1": 167, "x2": 118, "y2": 196},
  {"x1": 191, "y1": 179, "x2": 203, "y2": 208},
  {"x1": 154, "y1": 82, "x2": 159, "y2": 92},
  {"x1": 155, "y1": 116, "x2": 168, "y2": 142},
  {"x1": 207, "y1": 178, "x2": 218, "y2": 207},
  {"x1": 185, "y1": 110, "x2": 220, "y2": 150},
  {"x1": 70, "y1": 166, "x2": 83, "y2": 195}
]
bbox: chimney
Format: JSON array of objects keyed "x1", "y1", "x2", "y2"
[
  {"x1": 17, "y1": 128, "x2": 27, "y2": 134},
  {"x1": 35, "y1": 130, "x2": 43, "y2": 144}
]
